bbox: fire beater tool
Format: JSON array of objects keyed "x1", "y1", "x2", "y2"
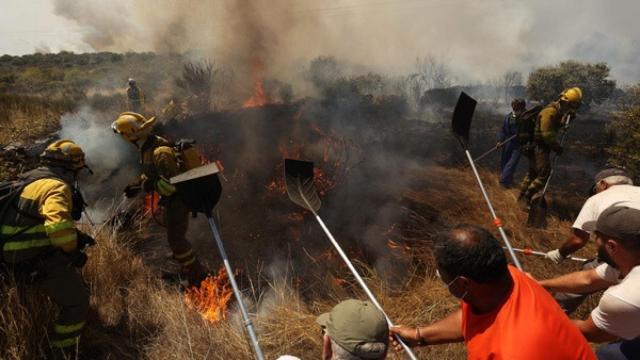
[
  {"x1": 284, "y1": 159, "x2": 419, "y2": 360},
  {"x1": 170, "y1": 162, "x2": 265, "y2": 360},
  {"x1": 505, "y1": 247, "x2": 587, "y2": 263},
  {"x1": 527, "y1": 115, "x2": 572, "y2": 229},
  {"x1": 451, "y1": 92, "x2": 523, "y2": 270},
  {"x1": 473, "y1": 134, "x2": 517, "y2": 162}
]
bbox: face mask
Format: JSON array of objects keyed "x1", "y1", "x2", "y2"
[{"x1": 436, "y1": 269, "x2": 468, "y2": 300}]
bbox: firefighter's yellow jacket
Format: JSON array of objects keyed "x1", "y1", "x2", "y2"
[
  {"x1": 1, "y1": 168, "x2": 78, "y2": 263},
  {"x1": 138, "y1": 135, "x2": 202, "y2": 197},
  {"x1": 535, "y1": 101, "x2": 564, "y2": 152}
]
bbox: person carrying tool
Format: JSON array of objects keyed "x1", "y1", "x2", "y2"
[
  {"x1": 498, "y1": 98, "x2": 526, "y2": 187},
  {"x1": 519, "y1": 87, "x2": 582, "y2": 207},
  {"x1": 538, "y1": 206, "x2": 640, "y2": 360},
  {"x1": 111, "y1": 112, "x2": 208, "y2": 287},
  {"x1": 544, "y1": 168, "x2": 640, "y2": 313},
  {"x1": 388, "y1": 224, "x2": 596, "y2": 360},
  {"x1": 0, "y1": 140, "x2": 92, "y2": 359},
  {"x1": 317, "y1": 299, "x2": 389, "y2": 360},
  {"x1": 127, "y1": 78, "x2": 144, "y2": 113}
]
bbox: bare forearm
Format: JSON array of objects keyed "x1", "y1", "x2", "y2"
[
  {"x1": 539, "y1": 269, "x2": 610, "y2": 293},
  {"x1": 418, "y1": 309, "x2": 464, "y2": 345},
  {"x1": 573, "y1": 318, "x2": 618, "y2": 343}
]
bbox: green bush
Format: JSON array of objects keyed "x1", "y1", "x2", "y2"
[{"x1": 607, "y1": 85, "x2": 640, "y2": 182}]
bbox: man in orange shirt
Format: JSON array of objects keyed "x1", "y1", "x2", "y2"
[{"x1": 389, "y1": 224, "x2": 595, "y2": 360}]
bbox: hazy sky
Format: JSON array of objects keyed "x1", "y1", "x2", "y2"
[
  {"x1": 1, "y1": 0, "x2": 639, "y2": 83},
  {"x1": 0, "y1": 0, "x2": 88, "y2": 54}
]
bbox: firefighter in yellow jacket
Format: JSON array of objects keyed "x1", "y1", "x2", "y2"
[
  {"x1": 111, "y1": 112, "x2": 207, "y2": 287},
  {"x1": 519, "y1": 87, "x2": 582, "y2": 205},
  {"x1": 0, "y1": 140, "x2": 91, "y2": 358}
]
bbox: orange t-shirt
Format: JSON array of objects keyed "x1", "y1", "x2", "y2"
[{"x1": 461, "y1": 266, "x2": 596, "y2": 360}]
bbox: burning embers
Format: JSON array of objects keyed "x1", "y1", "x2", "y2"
[
  {"x1": 184, "y1": 267, "x2": 234, "y2": 323},
  {"x1": 243, "y1": 59, "x2": 268, "y2": 108}
]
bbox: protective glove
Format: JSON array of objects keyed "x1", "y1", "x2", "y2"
[
  {"x1": 66, "y1": 249, "x2": 88, "y2": 268},
  {"x1": 76, "y1": 230, "x2": 96, "y2": 250},
  {"x1": 545, "y1": 249, "x2": 565, "y2": 264},
  {"x1": 124, "y1": 184, "x2": 142, "y2": 198}
]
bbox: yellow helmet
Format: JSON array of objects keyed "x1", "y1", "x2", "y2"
[
  {"x1": 40, "y1": 139, "x2": 86, "y2": 171},
  {"x1": 559, "y1": 87, "x2": 583, "y2": 108},
  {"x1": 111, "y1": 112, "x2": 156, "y2": 143}
]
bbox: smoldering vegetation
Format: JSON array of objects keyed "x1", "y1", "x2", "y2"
[{"x1": 0, "y1": 47, "x2": 620, "y2": 359}]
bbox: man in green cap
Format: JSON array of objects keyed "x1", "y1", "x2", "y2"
[{"x1": 316, "y1": 299, "x2": 389, "y2": 360}]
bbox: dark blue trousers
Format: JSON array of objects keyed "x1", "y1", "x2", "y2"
[{"x1": 500, "y1": 146, "x2": 521, "y2": 187}]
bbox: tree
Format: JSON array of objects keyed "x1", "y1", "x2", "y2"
[
  {"x1": 502, "y1": 71, "x2": 523, "y2": 103},
  {"x1": 527, "y1": 61, "x2": 616, "y2": 104},
  {"x1": 607, "y1": 85, "x2": 640, "y2": 182},
  {"x1": 406, "y1": 56, "x2": 452, "y2": 110}
]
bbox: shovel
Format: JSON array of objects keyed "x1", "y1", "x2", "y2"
[
  {"x1": 451, "y1": 92, "x2": 523, "y2": 270},
  {"x1": 527, "y1": 115, "x2": 572, "y2": 229},
  {"x1": 170, "y1": 163, "x2": 265, "y2": 360},
  {"x1": 284, "y1": 159, "x2": 419, "y2": 360},
  {"x1": 474, "y1": 134, "x2": 517, "y2": 163}
]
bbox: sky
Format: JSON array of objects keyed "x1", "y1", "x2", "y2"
[{"x1": 1, "y1": 0, "x2": 639, "y2": 84}]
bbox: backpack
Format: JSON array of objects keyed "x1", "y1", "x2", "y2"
[
  {"x1": 516, "y1": 105, "x2": 543, "y2": 150},
  {"x1": 173, "y1": 139, "x2": 205, "y2": 172}
]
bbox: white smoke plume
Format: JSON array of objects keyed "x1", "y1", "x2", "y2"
[
  {"x1": 51, "y1": 0, "x2": 640, "y2": 83},
  {"x1": 58, "y1": 107, "x2": 139, "y2": 220}
]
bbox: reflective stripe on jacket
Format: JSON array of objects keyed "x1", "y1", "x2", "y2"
[{"x1": 1, "y1": 177, "x2": 77, "y2": 262}]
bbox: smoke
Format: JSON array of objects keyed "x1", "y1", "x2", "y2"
[
  {"x1": 58, "y1": 107, "x2": 139, "y2": 220},
  {"x1": 51, "y1": 0, "x2": 640, "y2": 83}
]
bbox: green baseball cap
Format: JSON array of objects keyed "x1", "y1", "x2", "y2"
[{"x1": 316, "y1": 299, "x2": 389, "y2": 359}]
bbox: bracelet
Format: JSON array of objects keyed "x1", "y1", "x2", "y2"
[{"x1": 415, "y1": 327, "x2": 427, "y2": 346}]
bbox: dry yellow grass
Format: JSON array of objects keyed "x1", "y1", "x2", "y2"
[{"x1": 0, "y1": 164, "x2": 598, "y2": 360}]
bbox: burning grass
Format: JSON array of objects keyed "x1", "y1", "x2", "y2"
[{"x1": 0, "y1": 164, "x2": 598, "y2": 359}]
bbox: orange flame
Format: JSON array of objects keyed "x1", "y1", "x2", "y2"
[
  {"x1": 243, "y1": 59, "x2": 268, "y2": 108},
  {"x1": 143, "y1": 192, "x2": 160, "y2": 217},
  {"x1": 184, "y1": 267, "x2": 234, "y2": 323}
]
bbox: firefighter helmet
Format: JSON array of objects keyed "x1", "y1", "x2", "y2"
[
  {"x1": 559, "y1": 87, "x2": 583, "y2": 108},
  {"x1": 128, "y1": 78, "x2": 136, "y2": 86},
  {"x1": 111, "y1": 112, "x2": 156, "y2": 143},
  {"x1": 40, "y1": 139, "x2": 86, "y2": 171}
]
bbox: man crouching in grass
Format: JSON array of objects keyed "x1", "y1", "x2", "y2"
[{"x1": 389, "y1": 224, "x2": 596, "y2": 360}]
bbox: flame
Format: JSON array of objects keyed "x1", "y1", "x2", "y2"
[
  {"x1": 143, "y1": 192, "x2": 160, "y2": 217},
  {"x1": 332, "y1": 276, "x2": 348, "y2": 287},
  {"x1": 243, "y1": 59, "x2": 268, "y2": 108},
  {"x1": 184, "y1": 267, "x2": 234, "y2": 323}
]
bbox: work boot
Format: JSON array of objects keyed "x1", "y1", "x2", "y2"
[{"x1": 181, "y1": 261, "x2": 209, "y2": 288}]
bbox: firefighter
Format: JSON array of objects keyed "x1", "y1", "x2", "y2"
[
  {"x1": 0, "y1": 140, "x2": 92, "y2": 358},
  {"x1": 519, "y1": 87, "x2": 582, "y2": 206},
  {"x1": 127, "y1": 78, "x2": 144, "y2": 113},
  {"x1": 111, "y1": 112, "x2": 208, "y2": 287}
]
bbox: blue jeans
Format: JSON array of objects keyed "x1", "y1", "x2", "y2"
[
  {"x1": 500, "y1": 146, "x2": 521, "y2": 187},
  {"x1": 596, "y1": 338, "x2": 640, "y2": 360}
]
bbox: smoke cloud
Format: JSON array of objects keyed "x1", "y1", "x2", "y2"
[
  {"x1": 58, "y1": 107, "x2": 139, "y2": 220},
  {"x1": 51, "y1": 0, "x2": 640, "y2": 83}
]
